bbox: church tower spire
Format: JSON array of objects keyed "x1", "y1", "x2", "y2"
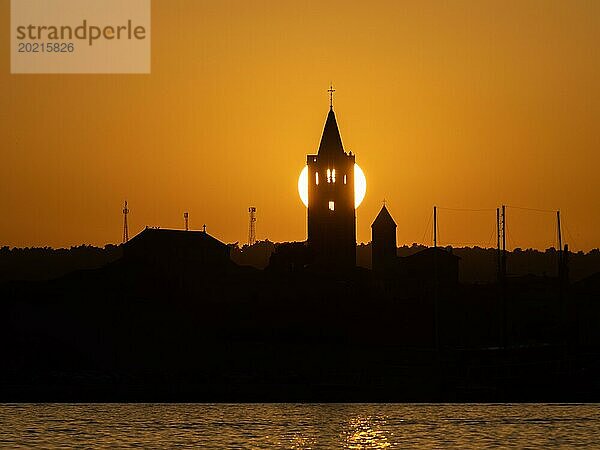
[
  {"x1": 306, "y1": 89, "x2": 357, "y2": 272},
  {"x1": 317, "y1": 109, "x2": 344, "y2": 156}
]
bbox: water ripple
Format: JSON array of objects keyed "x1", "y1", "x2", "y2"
[{"x1": 0, "y1": 403, "x2": 599, "y2": 448}]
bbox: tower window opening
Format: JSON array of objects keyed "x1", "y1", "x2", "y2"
[
  {"x1": 329, "y1": 201, "x2": 335, "y2": 211},
  {"x1": 332, "y1": 168, "x2": 336, "y2": 183},
  {"x1": 326, "y1": 169, "x2": 331, "y2": 183},
  {"x1": 343, "y1": 174, "x2": 347, "y2": 184},
  {"x1": 315, "y1": 172, "x2": 319, "y2": 185}
]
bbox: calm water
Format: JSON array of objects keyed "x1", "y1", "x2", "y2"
[{"x1": 1, "y1": 404, "x2": 599, "y2": 448}]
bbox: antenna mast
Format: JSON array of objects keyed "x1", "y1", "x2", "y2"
[
  {"x1": 122, "y1": 201, "x2": 129, "y2": 243},
  {"x1": 248, "y1": 207, "x2": 257, "y2": 246},
  {"x1": 557, "y1": 210, "x2": 563, "y2": 276},
  {"x1": 501, "y1": 204, "x2": 508, "y2": 348},
  {"x1": 497, "y1": 208, "x2": 501, "y2": 282},
  {"x1": 433, "y1": 206, "x2": 437, "y2": 248},
  {"x1": 501, "y1": 205, "x2": 507, "y2": 276},
  {"x1": 557, "y1": 210, "x2": 562, "y2": 253}
]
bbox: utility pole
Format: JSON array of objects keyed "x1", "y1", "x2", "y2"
[
  {"x1": 501, "y1": 205, "x2": 507, "y2": 277},
  {"x1": 122, "y1": 201, "x2": 129, "y2": 243},
  {"x1": 557, "y1": 210, "x2": 563, "y2": 252},
  {"x1": 557, "y1": 210, "x2": 563, "y2": 273},
  {"x1": 433, "y1": 206, "x2": 437, "y2": 248},
  {"x1": 184, "y1": 212, "x2": 189, "y2": 231},
  {"x1": 497, "y1": 208, "x2": 501, "y2": 282},
  {"x1": 433, "y1": 205, "x2": 439, "y2": 351},
  {"x1": 501, "y1": 204, "x2": 507, "y2": 348}
]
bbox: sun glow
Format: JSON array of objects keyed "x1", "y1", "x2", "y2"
[{"x1": 298, "y1": 164, "x2": 366, "y2": 209}]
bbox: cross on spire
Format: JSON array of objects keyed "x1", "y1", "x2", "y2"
[{"x1": 328, "y1": 83, "x2": 335, "y2": 110}]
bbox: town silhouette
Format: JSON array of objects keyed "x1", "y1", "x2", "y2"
[{"x1": 1, "y1": 102, "x2": 600, "y2": 402}]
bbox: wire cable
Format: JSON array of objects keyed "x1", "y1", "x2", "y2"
[
  {"x1": 437, "y1": 207, "x2": 497, "y2": 212},
  {"x1": 486, "y1": 224, "x2": 497, "y2": 248},
  {"x1": 421, "y1": 210, "x2": 432, "y2": 245},
  {"x1": 440, "y1": 241, "x2": 497, "y2": 247},
  {"x1": 506, "y1": 205, "x2": 557, "y2": 214},
  {"x1": 562, "y1": 216, "x2": 579, "y2": 250}
]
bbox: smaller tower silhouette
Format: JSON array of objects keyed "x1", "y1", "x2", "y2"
[
  {"x1": 184, "y1": 212, "x2": 189, "y2": 231},
  {"x1": 122, "y1": 201, "x2": 129, "y2": 243},
  {"x1": 248, "y1": 207, "x2": 257, "y2": 246},
  {"x1": 371, "y1": 203, "x2": 397, "y2": 272}
]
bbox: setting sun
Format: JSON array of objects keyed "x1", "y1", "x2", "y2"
[{"x1": 298, "y1": 164, "x2": 366, "y2": 209}]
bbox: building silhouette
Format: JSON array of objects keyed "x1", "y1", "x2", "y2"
[
  {"x1": 123, "y1": 227, "x2": 232, "y2": 288},
  {"x1": 306, "y1": 107, "x2": 357, "y2": 270},
  {"x1": 371, "y1": 204, "x2": 397, "y2": 272},
  {"x1": 371, "y1": 204, "x2": 460, "y2": 286},
  {"x1": 399, "y1": 247, "x2": 460, "y2": 286}
]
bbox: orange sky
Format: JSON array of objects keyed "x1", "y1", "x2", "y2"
[{"x1": 1, "y1": 0, "x2": 599, "y2": 250}]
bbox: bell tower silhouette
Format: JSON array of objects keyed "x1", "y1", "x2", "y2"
[
  {"x1": 371, "y1": 203, "x2": 397, "y2": 272},
  {"x1": 306, "y1": 87, "x2": 356, "y2": 270}
]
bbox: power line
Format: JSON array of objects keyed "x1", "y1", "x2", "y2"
[
  {"x1": 423, "y1": 204, "x2": 571, "y2": 251},
  {"x1": 440, "y1": 241, "x2": 498, "y2": 246},
  {"x1": 486, "y1": 223, "x2": 496, "y2": 247},
  {"x1": 506, "y1": 205, "x2": 557, "y2": 214},
  {"x1": 437, "y1": 206, "x2": 497, "y2": 212},
  {"x1": 435, "y1": 206, "x2": 496, "y2": 247},
  {"x1": 562, "y1": 216, "x2": 578, "y2": 250},
  {"x1": 421, "y1": 210, "x2": 433, "y2": 245}
]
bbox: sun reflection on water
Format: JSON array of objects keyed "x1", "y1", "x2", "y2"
[
  {"x1": 1, "y1": 404, "x2": 599, "y2": 449},
  {"x1": 345, "y1": 415, "x2": 391, "y2": 449}
]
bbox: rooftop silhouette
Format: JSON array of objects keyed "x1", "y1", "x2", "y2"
[{"x1": 1, "y1": 98, "x2": 599, "y2": 403}]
